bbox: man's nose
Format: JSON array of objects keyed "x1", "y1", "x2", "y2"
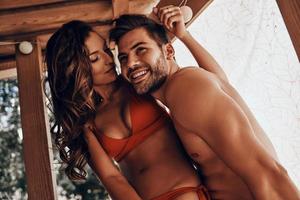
[{"x1": 127, "y1": 54, "x2": 139, "y2": 70}]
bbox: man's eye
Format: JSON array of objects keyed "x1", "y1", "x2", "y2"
[
  {"x1": 89, "y1": 54, "x2": 100, "y2": 63},
  {"x1": 119, "y1": 56, "x2": 127, "y2": 64},
  {"x1": 137, "y1": 47, "x2": 146, "y2": 53}
]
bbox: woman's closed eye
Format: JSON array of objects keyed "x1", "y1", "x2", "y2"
[{"x1": 89, "y1": 54, "x2": 100, "y2": 63}]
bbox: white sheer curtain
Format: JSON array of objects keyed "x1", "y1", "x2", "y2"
[{"x1": 173, "y1": 0, "x2": 300, "y2": 187}]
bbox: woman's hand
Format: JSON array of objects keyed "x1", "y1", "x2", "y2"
[{"x1": 154, "y1": 5, "x2": 188, "y2": 39}]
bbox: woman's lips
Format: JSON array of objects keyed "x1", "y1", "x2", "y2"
[{"x1": 105, "y1": 66, "x2": 114, "y2": 73}]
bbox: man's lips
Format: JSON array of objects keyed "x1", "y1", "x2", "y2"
[{"x1": 129, "y1": 69, "x2": 149, "y2": 84}]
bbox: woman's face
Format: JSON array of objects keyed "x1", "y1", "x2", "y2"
[{"x1": 85, "y1": 31, "x2": 117, "y2": 86}]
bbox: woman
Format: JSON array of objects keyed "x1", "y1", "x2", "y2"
[{"x1": 45, "y1": 6, "x2": 224, "y2": 200}]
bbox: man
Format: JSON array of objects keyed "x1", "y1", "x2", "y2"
[{"x1": 110, "y1": 6, "x2": 300, "y2": 200}]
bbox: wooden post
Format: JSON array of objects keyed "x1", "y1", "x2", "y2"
[
  {"x1": 15, "y1": 39, "x2": 57, "y2": 200},
  {"x1": 276, "y1": 0, "x2": 300, "y2": 61}
]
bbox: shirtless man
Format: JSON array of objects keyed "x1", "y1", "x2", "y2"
[{"x1": 110, "y1": 6, "x2": 300, "y2": 200}]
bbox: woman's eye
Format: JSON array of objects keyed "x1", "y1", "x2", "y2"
[{"x1": 89, "y1": 54, "x2": 100, "y2": 63}]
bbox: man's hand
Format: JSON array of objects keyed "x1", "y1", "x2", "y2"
[{"x1": 154, "y1": 5, "x2": 188, "y2": 39}]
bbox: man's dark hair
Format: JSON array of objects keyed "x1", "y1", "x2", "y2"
[{"x1": 110, "y1": 14, "x2": 170, "y2": 46}]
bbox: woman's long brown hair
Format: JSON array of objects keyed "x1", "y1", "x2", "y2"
[{"x1": 44, "y1": 20, "x2": 101, "y2": 180}]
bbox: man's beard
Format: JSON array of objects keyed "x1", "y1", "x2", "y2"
[{"x1": 134, "y1": 55, "x2": 168, "y2": 95}]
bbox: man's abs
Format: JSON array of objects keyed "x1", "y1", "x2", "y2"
[{"x1": 174, "y1": 123, "x2": 254, "y2": 200}]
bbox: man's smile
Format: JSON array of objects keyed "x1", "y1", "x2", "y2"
[{"x1": 129, "y1": 69, "x2": 150, "y2": 84}]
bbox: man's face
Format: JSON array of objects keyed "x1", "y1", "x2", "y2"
[{"x1": 117, "y1": 28, "x2": 168, "y2": 94}]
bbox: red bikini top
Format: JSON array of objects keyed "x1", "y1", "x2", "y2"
[{"x1": 97, "y1": 95, "x2": 169, "y2": 162}]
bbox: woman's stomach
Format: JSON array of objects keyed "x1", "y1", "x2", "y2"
[{"x1": 118, "y1": 125, "x2": 202, "y2": 199}]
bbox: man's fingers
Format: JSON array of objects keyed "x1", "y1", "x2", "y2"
[
  {"x1": 157, "y1": 5, "x2": 179, "y2": 22},
  {"x1": 159, "y1": 7, "x2": 181, "y2": 27},
  {"x1": 157, "y1": 5, "x2": 173, "y2": 19}
]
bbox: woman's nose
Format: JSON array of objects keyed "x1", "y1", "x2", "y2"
[{"x1": 104, "y1": 51, "x2": 114, "y2": 64}]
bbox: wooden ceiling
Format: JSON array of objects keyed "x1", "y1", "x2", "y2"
[{"x1": 0, "y1": 0, "x2": 212, "y2": 79}]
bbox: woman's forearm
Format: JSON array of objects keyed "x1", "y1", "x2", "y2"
[
  {"x1": 84, "y1": 129, "x2": 142, "y2": 200},
  {"x1": 179, "y1": 31, "x2": 229, "y2": 82},
  {"x1": 102, "y1": 175, "x2": 142, "y2": 200}
]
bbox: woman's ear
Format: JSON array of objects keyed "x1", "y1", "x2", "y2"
[{"x1": 164, "y1": 43, "x2": 175, "y2": 60}]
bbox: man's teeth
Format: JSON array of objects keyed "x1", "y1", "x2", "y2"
[{"x1": 132, "y1": 70, "x2": 147, "y2": 79}]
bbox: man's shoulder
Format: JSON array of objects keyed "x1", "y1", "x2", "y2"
[
  {"x1": 165, "y1": 67, "x2": 221, "y2": 106},
  {"x1": 164, "y1": 67, "x2": 222, "y2": 124},
  {"x1": 170, "y1": 67, "x2": 209, "y2": 79},
  {"x1": 166, "y1": 67, "x2": 218, "y2": 93}
]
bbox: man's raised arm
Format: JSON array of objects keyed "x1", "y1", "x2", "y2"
[{"x1": 155, "y1": 5, "x2": 228, "y2": 82}]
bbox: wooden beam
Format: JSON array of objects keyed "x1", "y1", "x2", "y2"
[
  {"x1": 276, "y1": 0, "x2": 300, "y2": 61},
  {"x1": 112, "y1": 0, "x2": 129, "y2": 19},
  {"x1": 0, "y1": 1, "x2": 112, "y2": 40},
  {"x1": 0, "y1": 0, "x2": 66, "y2": 10},
  {"x1": 0, "y1": 60, "x2": 17, "y2": 79},
  {"x1": 0, "y1": 0, "x2": 158, "y2": 41},
  {"x1": 15, "y1": 39, "x2": 57, "y2": 200},
  {"x1": 0, "y1": 57, "x2": 15, "y2": 71},
  {"x1": 0, "y1": 68, "x2": 16, "y2": 79},
  {"x1": 129, "y1": 0, "x2": 160, "y2": 14},
  {"x1": 0, "y1": 43, "x2": 15, "y2": 56}
]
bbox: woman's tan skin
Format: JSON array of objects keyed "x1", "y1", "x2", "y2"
[{"x1": 81, "y1": 7, "x2": 219, "y2": 200}]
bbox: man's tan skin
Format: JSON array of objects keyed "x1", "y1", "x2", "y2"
[{"x1": 115, "y1": 6, "x2": 300, "y2": 200}]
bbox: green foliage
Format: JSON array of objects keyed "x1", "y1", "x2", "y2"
[
  {"x1": 0, "y1": 79, "x2": 109, "y2": 200},
  {"x1": 0, "y1": 79, "x2": 26, "y2": 199},
  {"x1": 56, "y1": 167, "x2": 108, "y2": 200}
]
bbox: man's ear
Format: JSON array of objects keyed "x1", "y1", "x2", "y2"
[{"x1": 164, "y1": 43, "x2": 175, "y2": 60}]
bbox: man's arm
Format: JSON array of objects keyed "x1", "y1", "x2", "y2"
[
  {"x1": 166, "y1": 68, "x2": 300, "y2": 200},
  {"x1": 155, "y1": 5, "x2": 228, "y2": 82},
  {"x1": 84, "y1": 126, "x2": 142, "y2": 200}
]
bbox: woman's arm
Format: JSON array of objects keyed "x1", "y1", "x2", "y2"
[
  {"x1": 83, "y1": 125, "x2": 142, "y2": 200},
  {"x1": 155, "y1": 6, "x2": 229, "y2": 82},
  {"x1": 178, "y1": 31, "x2": 229, "y2": 82}
]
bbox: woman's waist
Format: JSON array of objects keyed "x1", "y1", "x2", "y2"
[{"x1": 122, "y1": 163, "x2": 201, "y2": 199}]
